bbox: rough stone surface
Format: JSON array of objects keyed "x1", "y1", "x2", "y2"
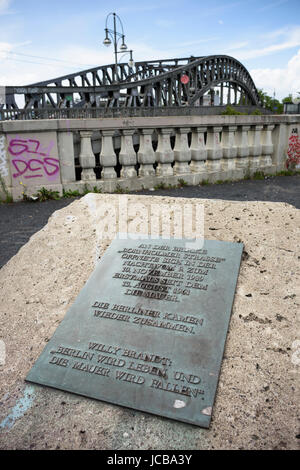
[{"x1": 0, "y1": 194, "x2": 299, "y2": 450}]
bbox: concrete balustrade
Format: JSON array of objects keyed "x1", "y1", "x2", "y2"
[
  {"x1": 248, "y1": 125, "x2": 263, "y2": 170},
  {"x1": 221, "y1": 126, "x2": 237, "y2": 172},
  {"x1": 0, "y1": 114, "x2": 298, "y2": 200},
  {"x1": 79, "y1": 131, "x2": 96, "y2": 182},
  {"x1": 261, "y1": 125, "x2": 275, "y2": 168},
  {"x1": 190, "y1": 127, "x2": 207, "y2": 173},
  {"x1": 155, "y1": 128, "x2": 174, "y2": 177},
  {"x1": 173, "y1": 127, "x2": 191, "y2": 175},
  {"x1": 206, "y1": 126, "x2": 223, "y2": 173},
  {"x1": 119, "y1": 130, "x2": 137, "y2": 179},
  {"x1": 236, "y1": 125, "x2": 250, "y2": 170},
  {"x1": 100, "y1": 130, "x2": 117, "y2": 180},
  {"x1": 137, "y1": 128, "x2": 155, "y2": 177}
]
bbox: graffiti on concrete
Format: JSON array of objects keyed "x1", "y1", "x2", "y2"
[
  {"x1": 0, "y1": 135, "x2": 8, "y2": 178},
  {"x1": 8, "y1": 137, "x2": 60, "y2": 181},
  {"x1": 286, "y1": 128, "x2": 300, "y2": 169}
]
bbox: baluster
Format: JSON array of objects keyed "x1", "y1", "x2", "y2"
[
  {"x1": 236, "y1": 125, "x2": 250, "y2": 170},
  {"x1": 119, "y1": 129, "x2": 137, "y2": 178},
  {"x1": 100, "y1": 130, "x2": 117, "y2": 179},
  {"x1": 248, "y1": 125, "x2": 263, "y2": 171},
  {"x1": 174, "y1": 127, "x2": 191, "y2": 175},
  {"x1": 221, "y1": 126, "x2": 237, "y2": 171},
  {"x1": 79, "y1": 131, "x2": 96, "y2": 181},
  {"x1": 155, "y1": 128, "x2": 174, "y2": 176},
  {"x1": 206, "y1": 126, "x2": 223, "y2": 172},
  {"x1": 190, "y1": 127, "x2": 207, "y2": 173},
  {"x1": 261, "y1": 125, "x2": 275, "y2": 168},
  {"x1": 138, "y1": 128, "x2": 155, "y2": 176},
  {"x1": 58, "y1": 131, "x2": 76, "y2": 183}
]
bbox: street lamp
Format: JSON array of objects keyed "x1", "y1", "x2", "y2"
[{"x1": 103, "y1": 12, "x2": 134, "y2": 82}]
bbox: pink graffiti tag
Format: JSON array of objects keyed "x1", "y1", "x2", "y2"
[
  {"x1": 8, "y1": 137, "x2": 60, "y2": 180},
  {"x1": 8, "y1": 138, "x2": 53, "y2": 157},
  {"x1": 11, "y1": 158, "x2": 60, "y2": 179},
  {"x1": 286, "y1": 130, "x2": 300, "y2": 169}
]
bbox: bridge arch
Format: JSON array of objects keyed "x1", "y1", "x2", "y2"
[{"x1": 2, "y1": 54, "x2": 261, "y2": 111}]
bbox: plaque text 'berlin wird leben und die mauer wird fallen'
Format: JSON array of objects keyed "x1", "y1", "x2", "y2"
[{"x1": 26, "y1": 238, "x2": 243, "y2": 428}]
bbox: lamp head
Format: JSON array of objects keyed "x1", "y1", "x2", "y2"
[
  {"x1": 103, "y1": 29, "x2": 111, "y2": 47},
  {"x1": 128, "y1": 50, "x2": 134, "y2": 68},
  {"x1": 120, "y1": 35, "x2": 128, "y2": 51}
]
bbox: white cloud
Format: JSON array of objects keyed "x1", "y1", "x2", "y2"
[
  {"x1": 1, "y1": 27, "x2": 299, "y2": 104},
  {"x1": 226, "y1": 41, "x2": 249, "y2": 51},
  {"x1": 251, "y1": 49, "x2": 300, "y2": 99},
  {"x1": 0, "y1": 41, "x2": 14, "y2": 59},
  {"x1": 231, "y1": 28, "x2": 300, "y2": 60},
  {"x1": 257, "y1": 0, "x2": 289, "y2": 12},
  {"x1": 0, "y1": 0, "x2": 13, "y2": 15}
]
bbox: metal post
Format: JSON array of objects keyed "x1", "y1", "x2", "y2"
[
  {"x1": 113, "y1": 13, "x2": 118, "y2": 83},
  {"x1": 103, "y1": 12, "x2": 134, "y2": 84}
]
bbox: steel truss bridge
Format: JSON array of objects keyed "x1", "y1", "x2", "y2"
[{"x1": 2, "y1": 55, "x2": 260, "y2": 113}]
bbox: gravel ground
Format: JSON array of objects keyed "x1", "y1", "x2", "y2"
[{"x1": 0, "y1": 174, "x2": 299, "y2": 269}]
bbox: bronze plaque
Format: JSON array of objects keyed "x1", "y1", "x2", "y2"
[{"x1": 26, "y1": 237, "x2": 243, "y2": 428}]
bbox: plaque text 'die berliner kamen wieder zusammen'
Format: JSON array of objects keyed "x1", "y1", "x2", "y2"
[{"x1": 26, "y1": 237, "x2": 243, "y2": 428}]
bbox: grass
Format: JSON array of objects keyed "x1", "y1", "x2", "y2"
[
  {"x1": 114, "y1": 184, "x2": 129, "y2": 194},
  {"x1": 154, "y1": 182, "x2": 167, "y2": 190},
  {"x1": 1, "y1": 168, "x2": 299, "y2": 203},
  {"x1": 34, "y1": 187, "x2": 60, "y2": 202},
  {"x1": 215, "y1": 179, "x2": 231, "y2": 184},
  {"x1": 252, "y1": 171, "x2": 265, "y2": 180},
  {"x1": 63, "y1": 189, "x2": 81, "y2": 198},
  {"x1": 277, "y1": 169, "x2": 300, "y2": 176},
  {"x1": 0, "y1": 175, "x2": 13, "y2": 203},
  {"x1": 177, "y1": 178, "x2": 188, "y2": 187},
  {"x1": 153, "y1": 180, "x2": 188, "y2": 190}
]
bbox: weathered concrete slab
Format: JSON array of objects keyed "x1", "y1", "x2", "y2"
[
  {"x1": 0, "y1": 194, "x2": 299, "y2": 449},
  {"x1": 26, "y1": 237, "x2": 243, "y2": 429}
]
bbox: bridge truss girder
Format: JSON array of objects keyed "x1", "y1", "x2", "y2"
[{"x1": 1, "y1": 55, "x2": 260, "y2": 110}]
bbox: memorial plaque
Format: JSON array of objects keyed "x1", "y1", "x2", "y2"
[{"x1": 26, "y1": 237, "x2": 243, "y2": 428}]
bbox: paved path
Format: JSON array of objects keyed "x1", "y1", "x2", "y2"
[{"x1": 0, "y1": 175, "x2": 299, "y2": 269}]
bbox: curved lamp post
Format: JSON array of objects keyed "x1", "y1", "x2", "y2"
[{"x1": 103, "y1": 12, "x2": 134, "y2": 83}]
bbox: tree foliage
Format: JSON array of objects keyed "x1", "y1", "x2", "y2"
[{"x1": 257, "y1": 89, "x2": 285, "y2": 114}]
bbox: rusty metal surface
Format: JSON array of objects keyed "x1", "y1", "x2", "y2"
[{"x1": 26, "y1": 237, "x2": 243, "y2": 428}]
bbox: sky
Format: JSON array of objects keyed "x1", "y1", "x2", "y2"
[{"x1": 0, "y1": 0, "x2": 300, "y2": 100}]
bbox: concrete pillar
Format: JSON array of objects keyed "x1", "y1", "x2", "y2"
[
  {"x1": 155, "y1": 128, "x2": 174, "y2": 177},
  {"x1": 221, "y1": 126, "x2": 237, "y2": 172},
  {"x1": 248, "y1": 125, "x2": 263, "y2": 171},
  {"x1": 272, "y1": 124, "x2": 288, "y2": 171},
  {"x1": 190, "y1": 127, "x2": 207, "y2": 173},
  {"x1": 119, "y1": 129, "x2": 137, "y2": 179},
  {"x1": 79, "y1": 131, "x2": 96, "y2": 182},
  {"x1": 100, "y1": 130, "x2": 117, "y2": 179},
  {"x1": 57, "y1": 131, "x2": 76, "y2": 183},
  {"x1": 236, "y1": 125, "x2": 250, "y2": 170},
  {"x1": 173, "y1": 127, "x2": 191, "y2": 175},
  {"x1": 206, "y1": 126, "x2": 223, "y2": 172},
  {"x1": 261, "y1": 125, "x2": 275, "y2": 168},
  {"x1": 137, "y1": 128, "x2": 155, "y2": 176},
  {"x1": 0, "y1": 133, "x2": 12, "y2": 199}
]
